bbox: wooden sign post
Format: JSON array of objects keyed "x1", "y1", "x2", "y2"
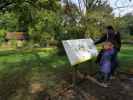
[{"x1": 62, "y1": 39, "x2": 98, "y2": 86}]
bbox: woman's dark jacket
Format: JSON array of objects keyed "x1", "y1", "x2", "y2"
[{"x1": 95, "y1": 32, "x2": 121, "y2": 51}]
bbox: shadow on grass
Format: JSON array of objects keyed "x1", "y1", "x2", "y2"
[
  {"x1": 0, "y1": 60, "x2": 31, "y2": 100},
  {"x1": 0, "y1": 45, "x2": 132, "y2": 100},
  {"x1": 0, "y1": 52, "x2": 69, "y2": 100}
]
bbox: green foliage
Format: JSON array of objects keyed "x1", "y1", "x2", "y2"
[
  {"x1": 0, "y1": 0, "x2": 60, "y2": 32},
  {"x1": 123, "y1": 14, "x2": 133, "y2": 35},
  {"x1": 0, "y1": 0, "x2": 132, "y2": 48},
  {"x1": 63, "y1": 3, "x2": 114, "y2": 39},
  {"x1": 29, "y1": 10, "x2": 62, "y2": 46},
  {"x1": 0, "y1": 0, "x2": 62, "y2": 47},
  {"x1": 0, "y1": 12, "x2": 17, "y2": 31}
]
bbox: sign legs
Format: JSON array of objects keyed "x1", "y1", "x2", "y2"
[{"x1": 72, "y1": 65, "x2": 78, "y2": 86}]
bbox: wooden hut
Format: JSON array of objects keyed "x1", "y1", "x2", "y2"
[
  {"x1": 5, "y1": 32, "x2": 29, "y2": 41},
  {"x1": 4, "y1": 32, "x2": 29, "y2": 47}
]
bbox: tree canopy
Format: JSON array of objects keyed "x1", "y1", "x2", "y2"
[{"x1": 0, "y1": 0, "x2": 132, "y2": 47}]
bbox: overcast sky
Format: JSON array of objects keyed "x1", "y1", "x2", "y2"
[
  {"x1": 109, "y1": 0, "x2": 133, "y2": 16},
  {"x1": 70, "y1": 0, "x2": 133, "y2": 16}
]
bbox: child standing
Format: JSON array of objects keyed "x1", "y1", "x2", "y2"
[{"x1": 98, "y1": 41, "x2": 114, "y2": 82}]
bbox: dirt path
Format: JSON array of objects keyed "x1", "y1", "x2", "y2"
[
  {"x1": 80, "y1": 77, "x2": 133, "y2": 100},
  {"x1": 53, "y1": 74, "x2": 133, "y2": 100}
]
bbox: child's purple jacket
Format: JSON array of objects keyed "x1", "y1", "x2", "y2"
[{"x1": 100, "y1": 48, "x2": 115, "y2": 74}]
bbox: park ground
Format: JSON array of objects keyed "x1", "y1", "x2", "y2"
[{"x1": 0, "y1": 44, "x2": 133, "y2": 100}]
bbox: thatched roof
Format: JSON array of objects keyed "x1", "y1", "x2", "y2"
[{"x1": 5, "y1": 32, "x2": 29, "y2": 40}]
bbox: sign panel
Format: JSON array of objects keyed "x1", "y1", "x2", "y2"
[{"x1": 62, "y1": 39, "x2": 98, "y2": 66}]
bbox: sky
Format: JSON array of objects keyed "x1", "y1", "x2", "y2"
[
  {"x1": 109, "y1": 0, "x2": 133, "y2": 16},
  {"x1": 69, "y1": 0, "x2": 133, "y2": 16}
]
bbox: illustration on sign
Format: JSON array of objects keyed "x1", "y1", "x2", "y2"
[{"x1": 62, "y1": 39, "x2": 98, "y2": 66}]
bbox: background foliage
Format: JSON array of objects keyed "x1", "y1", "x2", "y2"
[{"x1": 0, "y1": 0, "x2": 133, "y2": 47}]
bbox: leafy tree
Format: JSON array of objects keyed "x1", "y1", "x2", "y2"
[
  {"x1": 0, "y1": 0, "x2": 61, "y2": 32},
  {"x1": 0, "y1": 0, "x2": 63, "y2": 47},
  {"x1": 0, "y1": 0, "x2": 129, "y2": 48},
  {"x1": 62, "y1": 0, "x2": 115, "y2": 39},
  {"x1": 29, "y1": 9, "x2": 62, "y2": 46},
  {"x1": 0, "y1": 12, "x2": 17, "y2": 31},
  {"x1": 122, "y1": 13, "x2": 133, "y2": 35}
]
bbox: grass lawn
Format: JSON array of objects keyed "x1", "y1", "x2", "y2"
[
  {"x1": 118, "y1": 45, "x2": 133, "y2": 71},
  {"x1": 0, "y1": 44, "x2": 132, "y2": 99}
]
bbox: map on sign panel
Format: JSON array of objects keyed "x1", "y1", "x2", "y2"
[{"x1": 62, "y1": 39, "x2": 98, "y2": 66}]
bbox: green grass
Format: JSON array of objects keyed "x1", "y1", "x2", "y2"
[
  {"x1": 118, "y1": 45, "x2": 133, "y2": 71},
  {"x1": 0, "y1": 44, "x2": 132, "y2": 99}
]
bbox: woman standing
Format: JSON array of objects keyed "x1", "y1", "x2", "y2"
[{"x1": 95, "y1": 26, "x2": 121, "y2": 80}]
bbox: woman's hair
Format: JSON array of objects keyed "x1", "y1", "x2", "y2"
[
  {"x1": 106, "y1": 25, "x2": 114, "y2": 31},
  {"x1": 106, "y1": 25, "x2": 115, "y2": 35}
]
